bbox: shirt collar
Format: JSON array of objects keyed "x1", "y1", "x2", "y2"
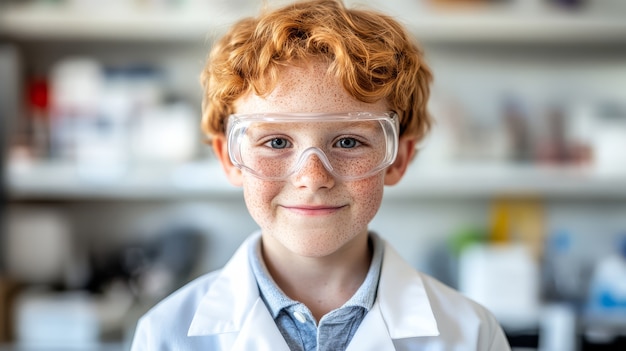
[
  {"x1": 249, "y1": 233, "x2": 384, "y2": 319},
  {"x1": 248, "y1": 236, "x2": 295, "y2": 317}
]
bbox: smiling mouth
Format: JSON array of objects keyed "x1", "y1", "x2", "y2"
[{"x1": 281, "y1": 205, "x2": 346, "y2": 216}]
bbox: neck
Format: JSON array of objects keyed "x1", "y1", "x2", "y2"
[{"x1": 261, "y1": 233, "x2": 372, "y2": 321}]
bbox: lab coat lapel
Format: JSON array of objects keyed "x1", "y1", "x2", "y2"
[
  {"x1": 188, "y1": 233, "x2": 288, "y2": 350},
  {"x1": 231, "y1": 298, "x2": 290, "y2": 351},
  {"x1": 345, "y1": 301, "x2": 396, "y2": 351},
  {"x1": 188, "y1": 234, "x2": 260, "y2": 335},
  {"x1": 345, "y1": 239, "x2": 441, "y2": 351},
  {"x1": 376, "y1": 242, "x2": 440, "y2": 338}
]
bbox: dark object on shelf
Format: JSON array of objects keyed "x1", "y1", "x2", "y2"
[
  {"x1": 502, "y1": 97, "x2": 533, "y2": 163},
  {"x1": 1, "y1": 44, "x2": 20, "y2": 275},
  {"x1": 582, "y1": 335, "x2": 626, "y2": 351},
  {"x1": 0, "y1": 277, "x2": 20, "y2": 343},
  {"x1": 550, "y1": 0, "x2": 587, "y2": 10},
  {"x1": 506, "y1": 330, "x2": 626, "y2": 351},
  {"x1": 87, "y1": 225, "x2": 205, "y2": 301}
]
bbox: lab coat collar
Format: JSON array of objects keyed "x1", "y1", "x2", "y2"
[
  {"x1": 187, "y1": 233, "x2": 264, "y2": 334},
  {"x1": 377, "y1": 243, "x2": 440, "y2": 339},
  {"x1": 188, "y1": 233, "x2": 290, "y2": 350},
  {"x1": 187, "y1": 232, "x2": 439, "y2": 348}
]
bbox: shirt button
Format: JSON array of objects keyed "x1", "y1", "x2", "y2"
[{"x1": 293, "y1": 311, "x2": 307, "y2": 323}]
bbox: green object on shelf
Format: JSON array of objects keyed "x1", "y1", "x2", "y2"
[{"x1": 448, "y1": 226, "x2": 487, "y2": 257}]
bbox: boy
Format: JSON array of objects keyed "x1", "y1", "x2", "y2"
[{"x1": 130, "y1": 0, "x2": 511, "y2": 350}]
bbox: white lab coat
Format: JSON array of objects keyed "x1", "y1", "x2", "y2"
[{"x1": 130, "y1": 233, "x2": 511, "y2": 351}]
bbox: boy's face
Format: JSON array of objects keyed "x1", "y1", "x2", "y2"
[{"x1": 214, "y1": 61, "x2": 414, "y2": 259}]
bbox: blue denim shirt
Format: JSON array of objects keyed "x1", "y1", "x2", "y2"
[{"x1": 249, "y1": 234, "x2": 384, "y2": 351}]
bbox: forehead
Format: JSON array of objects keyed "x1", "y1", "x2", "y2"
[
  {"x1": 234, "y1": 61, "x2": 388, "y2": 114},
  {"x1": 243, "y1": 118, "x2": 383, "y2": 136}
]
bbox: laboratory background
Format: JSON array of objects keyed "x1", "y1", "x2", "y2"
[{"x1": 1, "y1": 0, "x2": 626, "y2": 350}]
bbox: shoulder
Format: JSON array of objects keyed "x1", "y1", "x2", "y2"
[
  {"x1": 149, "y1": 270, "x2": 220, "y2": 319},
  {"x1": 379, "y1": 237, "x2": 500, "y2": 327},
  {"x1": 378, "y1": 240, "x2": 509, "y2": 349},
  {"x1": 130, "y1": 270, "x2": 222, "y2": 350},
  {"x1": 418, "y1": 273, "x2": 509, "y2": 349},
  {"x1": 419, "y1": 273, "x2": 497, "y2": 324}
]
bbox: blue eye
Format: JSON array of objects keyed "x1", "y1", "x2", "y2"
[
  {"x1": 269, "y1": 138, "x2": 290, "y2": 149},
  {"x1": 337, "y1": 138, "x2": 359, "y2": 148}
]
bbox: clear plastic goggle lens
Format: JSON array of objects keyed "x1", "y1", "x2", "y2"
[{"x1": 226, "y1": 112, "x2": 399, "y2": 181}]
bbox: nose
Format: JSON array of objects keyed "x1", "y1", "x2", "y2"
[{"x1": 291, "y1": 149, "x2": 336, "y2": 189}]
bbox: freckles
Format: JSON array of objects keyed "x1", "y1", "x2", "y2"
[
  {"x1": 243, "y1": 177, "x2": 281, "y2": 226},
  {"x1": 331, "y1": 92, "x2": 341, "y2": 106},
  {"x1": 271, "y1": 70, "x2": 307, "y2": 110},
  {"x1": 251, "y1": 158, "x2": 289, "y2": 179},
  {"x1": 346, "y1": 158, "x2": 379, "y2": 178},
  {"x1": 351, "y1": 176, "x2": 384, "y2": 222},
  {"x1": 352, "y1": 160, "x2": 368, "y2": 174}
]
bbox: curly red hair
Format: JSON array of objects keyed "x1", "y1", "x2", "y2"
[{"x1": 200, "y1": 0, "x2": 432, "y2": 141}]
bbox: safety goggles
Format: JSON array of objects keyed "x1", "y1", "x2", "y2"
[{"x1": 226, "y1": 112, "x2": 399, "y2": 181}]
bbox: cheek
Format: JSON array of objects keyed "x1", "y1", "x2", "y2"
[
  {"x1": 350, "y1": 176, "x2": 385, "y2": 221},
  {"x1": 249, "y1": 156, "x2": 289, "y2": 178},
  {"x1": 242, "y1": 177, "x2": 281, "y2": 224}
]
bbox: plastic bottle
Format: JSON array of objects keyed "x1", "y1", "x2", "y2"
[{"x1": 587, "y1": 234, "x2": 626, "y2": 315}]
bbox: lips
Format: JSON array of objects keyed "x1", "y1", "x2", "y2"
[{"x1": 281, "y1": 204, "x2": 346, "y2": 216}]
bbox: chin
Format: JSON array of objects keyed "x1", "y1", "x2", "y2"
[{"x1": 283, "y1": 230, "x2": 362, "y2": 258}]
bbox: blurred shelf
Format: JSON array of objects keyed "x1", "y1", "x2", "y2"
[
  {"x1": 1, "y1": 4, "x2": 626, "y2": 44},
  {"x1": 0, "y1": 4, "x2": 251, "y2": 41},
  {"x1": 6, "y1": 160, "x2": 626, "y2": 201},
  {"x1": 386, "y1": 163, "x2": 626, "y2": 199},
  {"x1": 406, "y1": 10, "x2": 626, "y2": 44},
  {"x1": 6, "y1": 160, "x2": 241, "y2": 201}
]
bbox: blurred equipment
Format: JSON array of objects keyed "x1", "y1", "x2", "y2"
[
  {"x1": 502, "y1": 97, "x2": 533, "y2": 163},
  {"x1": 4, "y1": 208, "x2": 76, "y2": 287},
  {"x1": 587, "y1": 235, "x2": 626, "y2": 312},
  {"x1": 489, "y1": 198, "x2": 544, "y2": 259},
  {"x1": 589, "y1": 103, "x2": 626, "y2": 177},
  {"x1": 459, "y1": 243, "x2": 541, "y2": 330},
  {"x1": 88, "y1": 225, "x2": 205, "y2": 303},
  {"x1": 0, "y1": 43, "x2": 20, "y2": 152},
  {"x1": 542, "y1": 230, "x2": 585, "y2": 303},
  {"x1": 539, "y1": 303, "x2": 579, "y2": 351},
  {"x1": 12, "y1": 286, "x2": 133, "y2": 349},
  {"x1": 39, "y1": 57, "x2": 199, "y2": 181},
  {"x1": 585, "y1": 234, "x2": 626, "y2": 343},
  {"x1": 0, "y1": 46, "x2": 20, "y2": 318},
  {"x1": 49, "y1": 57, "x2": 104, "y2": 161},
  {"x1": 14, "y1": 290, "x2": 100, "y2": 349},
  {"x1": 0, "y1": 277, "x2": 19, "y2": 343}
]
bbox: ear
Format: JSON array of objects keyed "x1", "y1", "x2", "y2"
[
  {"x1": 212, "y1": 135, "x2": 243, "y2": 187},
  {"x1": 384, "y1": 136, "x2": 417, "y2": 186}
]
